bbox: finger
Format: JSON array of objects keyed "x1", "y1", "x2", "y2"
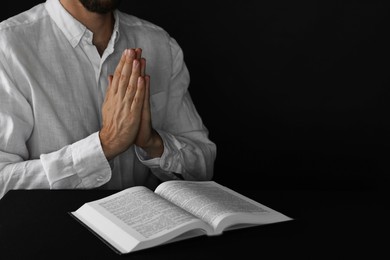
[
  {"x1": 103, "y1": 74, "x2": 114, "y2": 103},
  {"x1": 104, "y1": 74, "x2": 114, "y2": 102},
  {"x1": 140, "y1": 58, "x2": 146, "y2": 77},
  {"x1": 128, "y1": 59, "x2": 141, "y2": 97},
  {"x1": 108, "y1": 74, "x2": 114, "y2": 85},
  {"x1": 135, "y1": 48, "x2": 145, "y2": 76},
  {"x1": 125, "y1": 76, "x2": 137, "y2": 105},
  {"x1": 135, "y1": 48, "x2": 142, "y2": 60},
  {"x1": 118, "y1": 49, "x2": 136, "y2": 98},
  {"x1": 143, "y1": 75, "x2": 151, "y2": 113},
  {"x1": 129, "y1": 77, "x2": 146, "y2": 115},
  {"x1": 111, "y1": 49, "x2": 128, "y2": 94}
]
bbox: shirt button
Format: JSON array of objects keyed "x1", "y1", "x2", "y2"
[{"x1": 96, "y1": 176, "x2": 105, "y2": 182}]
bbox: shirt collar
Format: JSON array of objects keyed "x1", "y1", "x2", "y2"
[{"x1": 44, "y1": 0, "x2": 120, "y2": 48}]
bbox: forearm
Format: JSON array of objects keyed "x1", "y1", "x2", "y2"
[
  {"x1": 162, "y1": 131, "x2": 216, "y2": 181},
  {"x1": 137, "y1": 129, "x2": 164, "y2": 159},
  {"x1": 0, "y1": 159, "x2": 50, "y2": 199},
  {"x1": 0, "y1": 132, "x2": 112, "y2": 199},
  {"x1": 136, "y1": 130, "x2": 216, "y2": 182}
]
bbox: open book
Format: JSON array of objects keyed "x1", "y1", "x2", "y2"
[{"x1": 70, "y1": 181, "x2": 292, "y2": 254}]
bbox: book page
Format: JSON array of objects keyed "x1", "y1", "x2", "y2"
[
  {"x1": 155, "y1": 181, "x2": 292, "y2": 234},
  {"x1": 72, "y1": 186, "x2": 212, "y2": 253}
]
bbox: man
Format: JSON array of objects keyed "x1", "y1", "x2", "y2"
[{"x1": 0, "y1": 0, "x2": 216, "y2": 199}]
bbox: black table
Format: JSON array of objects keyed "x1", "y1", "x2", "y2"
[{"x1": 0, "y1": 188, "x2": 388, "y2": 259}]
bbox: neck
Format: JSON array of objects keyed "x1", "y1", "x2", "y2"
[{"x1": 59, "y1": 0, "x2": 115, "y2": 56}]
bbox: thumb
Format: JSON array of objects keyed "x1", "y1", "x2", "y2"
[
  {"x1": 104, "y1": 75, "x2": 114, "y2": 101},
  {"x1": 108, "y1": 74, "x2": 114, "y2": 86}
]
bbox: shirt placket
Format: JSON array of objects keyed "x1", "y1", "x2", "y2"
[{"x1": 80, "y1": 30, "x2": 111, "y2": 126}]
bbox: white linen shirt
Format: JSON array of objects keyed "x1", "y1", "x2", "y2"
[{"x1": 0, "y1": 0, "x2": 216, "y2": 199}]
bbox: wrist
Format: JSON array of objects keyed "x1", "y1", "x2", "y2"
[
  {"x1": 99, "y1": 130, "x2": 117, "y2": 161},
  {"x1": 140, "y1": 130, "x2": 164, "y2": 158}
]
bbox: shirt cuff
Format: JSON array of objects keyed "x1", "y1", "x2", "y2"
[
  {"x1": 72, "y1": 132, "x2": 112, "y2": 187},
  {"x1": 134, "y1": 130, "x2": 183, "y2": 176},
  {"x1": 134, "y1": 145, "x2": 161, "y2": 168},
  {"x1": 41, "y1": 132, "x2": 111, "y2": 189}
]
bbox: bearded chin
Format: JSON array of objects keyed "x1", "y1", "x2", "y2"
[{"x1": 79, "y1": 0, "x2": 122, "y2": 14}]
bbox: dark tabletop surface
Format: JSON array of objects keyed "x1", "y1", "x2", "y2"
[{"x1": 0, "y1": 188, "x2": 388, "y2": 260}]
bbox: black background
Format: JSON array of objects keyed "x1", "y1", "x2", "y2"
[{"x1": 2, "y1": 0, "x2": 389, "y2": 192}]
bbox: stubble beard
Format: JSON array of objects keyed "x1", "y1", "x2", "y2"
[{"x1": 78, "y1": 0, "x2": 122, "y2": 14}]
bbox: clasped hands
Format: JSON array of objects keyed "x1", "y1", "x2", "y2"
[{"x1": 99, "y1": 48, "x2": 163, "y2": 160}]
